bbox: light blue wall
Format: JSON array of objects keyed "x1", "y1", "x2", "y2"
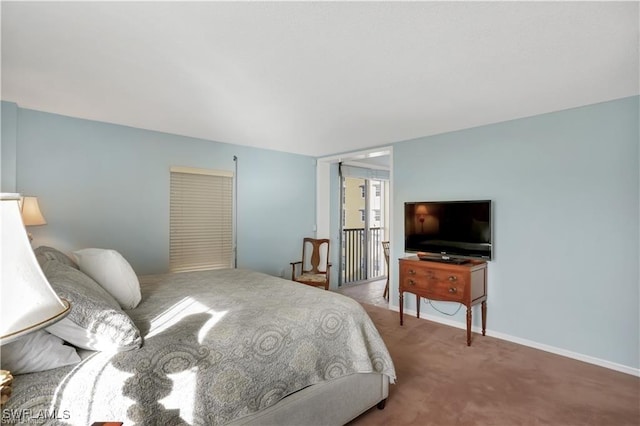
[
  {"x1": 392, "y1": 96, "x2": 639, "y2": 369},
  {"x1": 1, "y1": 101, "x2": 18, "y2": 192},
  {"x1": 10, "y1": 105, "x2": 316, "y2": 276},
  {"x1": 6, "y1": 96, "x2": 639, "y2": 370}
]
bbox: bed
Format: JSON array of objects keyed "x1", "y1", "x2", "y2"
[{"x1": 2, "y1": 248, "x2": 396, "y2": 425}]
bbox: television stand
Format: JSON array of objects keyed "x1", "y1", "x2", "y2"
[{"x1": 399, "y1": 256, "x2": 488, "y2": 346}]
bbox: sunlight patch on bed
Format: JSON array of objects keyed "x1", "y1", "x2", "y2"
[
  {"x1": 51, "y1": 352, "x2": 134, "y2": 423},
  {"x1": 159, "y1": 368, "x2": 197, "y2": 424},
  {"x1": 147, "y1": 297, "x2": 227, "y2": 342}
]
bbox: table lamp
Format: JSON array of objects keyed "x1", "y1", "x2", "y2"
[
  {"x1": 0, "y1": 193, "x2": 71, "y2": 404},
  {"x1": 19, "y1": 196, "x2": 47, "y2": 241}
]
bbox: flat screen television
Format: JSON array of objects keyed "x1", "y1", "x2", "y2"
[{"x1": 404, "y1": 200, "x2": 492, "y2": 261}]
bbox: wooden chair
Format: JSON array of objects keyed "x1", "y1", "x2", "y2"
[
  {"x1": 382, "y1": 241, "x2": 390, "y2": 300},
  {"x1": 290, "y1": 238, "x2": 331, "y2": 290}
]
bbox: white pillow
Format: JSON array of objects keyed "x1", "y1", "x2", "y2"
[
  {"x1": 0, "y1": 330, "x2": 81, "y2": 374},
  {"x1": 73, "y1": 248, "x2": 142, "y2": 310}
]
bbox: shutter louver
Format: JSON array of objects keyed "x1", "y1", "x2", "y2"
[{"x1": 170, "y1": 168, "x2": 233, "y2": 272}]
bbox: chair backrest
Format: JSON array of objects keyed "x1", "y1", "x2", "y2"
[
  {"x1": 302, "y1": 238, "x2": 330, "y2": 274},
  {"x1": 381, "y1": 241, "x2": 390, "y2": 266}
]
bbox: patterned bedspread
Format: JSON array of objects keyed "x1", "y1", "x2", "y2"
[{"x1": 4, "y1": 269, "x2": 396, "y2": 425}]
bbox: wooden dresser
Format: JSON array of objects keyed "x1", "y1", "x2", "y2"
[{"x1": 398, "y1": 256, "x2": 488, "y2": 346}]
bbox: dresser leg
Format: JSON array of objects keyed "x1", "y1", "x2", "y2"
[
  {"x1": 466, "y1": 306, "x2": 472, "y2": 346},
  {"x1": 481, "y1": 301, "x2": 487, "y2": 336},
  {"x1": 416, "y1": 294, "x2": 420, "y2": 319},
  {"x1": 399, "y1": 292, "x2": 404, "y2": 326}
]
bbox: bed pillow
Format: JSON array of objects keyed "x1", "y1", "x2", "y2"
[
  {"x1": 0, "y1": 330, "x2": 81, "y2": 374},
  {"x1": 73, "y1": 248, "x2": 142, "y2": 310},
  {"x1": 34, "y1": 246, "x2": 79, "y2": 269},
  {"x1": 41, "y1": 260, "x2": 142, "y2": 352}
]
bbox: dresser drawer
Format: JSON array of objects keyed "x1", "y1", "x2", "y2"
[
  {"x1": 424, "y1": 269, "x2": 466, "y2": 287},
  {"x1": 402, "y1": 275, "x2": 465, "y2": 302},
  {"x1": 400, "y1": 264, "x2": 467, "y2": 302},
  {"x1": 427, "y1": 276, "x2": 466, "y2": 302}
]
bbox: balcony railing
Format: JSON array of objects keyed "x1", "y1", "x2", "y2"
[{"x1": 342, "y1": 227, "x2": 385, "y2": 284}]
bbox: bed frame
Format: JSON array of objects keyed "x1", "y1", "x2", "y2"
[{"x1": 230, "y1": 372, "x2": 388, "y2": 425}]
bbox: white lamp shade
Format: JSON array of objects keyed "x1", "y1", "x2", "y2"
[
  {"x1": 1, "y1": 194, "x2": 69, "y2": 344},
  {"x1": 20, "y1": 196, "x2": 47, "y2": 226}
]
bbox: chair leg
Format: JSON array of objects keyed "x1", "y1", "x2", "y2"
[
  {"x1": 383, "y1": 276, "x2": 389, "y2": 300},
  {"x1": 325, "y1": 265, "x2": 331, "y2": 291}
]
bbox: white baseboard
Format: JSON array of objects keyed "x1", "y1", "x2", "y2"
[{"x1": 387, "y1": 304, "x2": 639, "y2": 377}]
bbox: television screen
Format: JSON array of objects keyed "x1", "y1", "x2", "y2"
[{"x1": 404, "y1": 200, "x2": 492, "y2": 260}]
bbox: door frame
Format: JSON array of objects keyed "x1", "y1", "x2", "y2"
[{"x1": 316, "y1": 146, "x2": 393, "y2": 289}]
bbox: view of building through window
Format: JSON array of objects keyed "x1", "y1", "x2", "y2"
[{"x1": 341, "y1": 177, "x2": 386, "y2": 284}]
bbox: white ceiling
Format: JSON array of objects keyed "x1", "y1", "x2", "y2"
[{"x1": 2, "y1": 2, "x2": 638, "y2": 157}]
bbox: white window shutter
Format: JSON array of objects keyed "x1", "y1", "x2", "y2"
[{"x1": 170, "y1": 167, "x2": 233, "y2": 272}]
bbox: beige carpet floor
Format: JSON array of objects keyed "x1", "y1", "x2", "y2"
[{"x1": 347, "y1": 302, "x2": 639, "y2": 426}]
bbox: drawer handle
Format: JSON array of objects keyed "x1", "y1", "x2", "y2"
[
  {"x1": 408, "y1": 269, "x2": 416, "y2": 275},
  {"x1": 448, "y1": 276, "x2": 457, "y2": 282},
  {"x1": 448, "y1": 287, "x2": 457, "y2": 294},
  {"x1": 408, "y1": 279, "x2": 416, "y2": 286}
]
